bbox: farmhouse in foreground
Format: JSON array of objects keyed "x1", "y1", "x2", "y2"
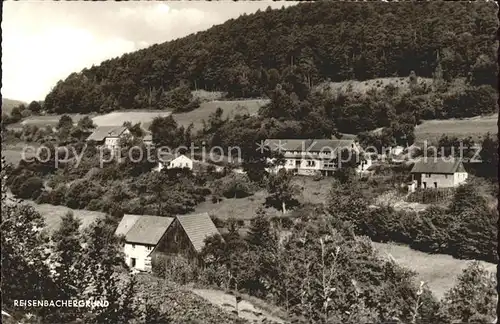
[
  {"x1": 115, "y1": 214, "x2": 174, "y2": 271},
  {"x1": 115, "y1": 212, "x2": 221, "y2": 272},
  {"x1": 151, "y1": 212, "x2": 221, "y2": 266},
  {"x1": 86, "y1": 126, "x2": 130, "y2": 150},
  {"x1": 265, "y1": 138, "x2": 372, "y2": 176},
  {"x1": 408, "y1": 158, "x2": 468, "y2": 192}
]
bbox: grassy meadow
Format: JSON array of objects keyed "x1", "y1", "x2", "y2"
[
  {"x1": 172, "y1": 99, "x2": 269, "y2": 131},
  {"x1": 372, "y1": 242, "x2": 497, "y2": 299},
  {"x1": 22, "y1": 199, "x2": 106, "y2": 233},
  {"x1": 92, "y1": 111, "x2": 172, "y2": 128},
  {"x1": 415, "y1": 114, "x2": 498, "y2": 143},
  {"x1": 194, "y1": 176, "x2": 331, "y2": 221},
  {"x1": 5, "y1": 99, "x2": 268, "y2": 132}
]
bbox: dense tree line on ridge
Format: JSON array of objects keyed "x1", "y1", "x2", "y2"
[{"x1": 39, "y1": 1, "x2": 497, "y2": 114}]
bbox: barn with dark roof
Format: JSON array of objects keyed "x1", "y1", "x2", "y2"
[
  {"x1": 115, "y1": 212, "x2": 221, "y2": 271},
  {"x1": 115, "y1": 214, "x2": 174, "y2": 271},
  {"x1": 151, "y1": 212, "x2": 222, "y2": 266}
]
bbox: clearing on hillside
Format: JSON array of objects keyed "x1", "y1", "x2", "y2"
[
  {"x1": 92, "y1": 111, "x2": 172, "y2": 127},
  {"x1": 415, "y1": 114, "x2": 498, "y2": 143},
  {"x1": 88, "y1": 99, "x2": 268, "y2": 130},
  {"x1": 193, "y1": 176, "x2": 331, "y2": 221},
  {"x1": 171, "y1": 99, "x2": 269, "y2": 131},
  {"x1": 2, "y1": 98, "x2": 26, "y2": 115},
  {"x1": 22, "y1": 201, "x2": 106, "y2": 233},
  {"x1": 11, "y1": 114, "x2": 90, "y2": 128},
  {"x1": 373, "y1": 242, "x2": 497, "y2": 299},
  {"x1": 316, "y1": 77, "x2": 433, "y2": 95}
]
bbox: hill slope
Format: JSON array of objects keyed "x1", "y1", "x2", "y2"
[
  {"x1": 43, "y1": 1, "x2": 497, "y2": 114},
  {"x1": 2, "y1": 98, "x2": 26, "y2": 115}
]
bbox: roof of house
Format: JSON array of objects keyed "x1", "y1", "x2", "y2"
[
  {"x1": 410, "y1": 158, "x2": 465, "y2": 174},
  {"x1": 115, "y1": 215, "x2": 174, "y2": 245},
  {"x1": 115, "y1": 214, "x2": 142, "y2": 237},
  {"x1": 86, "y1": 126, "x2": 128, "y2": 142},
  {"x1": 176, "y1": 212, "x2": 220, "y2": 253},
  {"x1": 171, "y1": 154, "x2": 193, "y2": 161},
  {"x1": 266, "y1": 138, "x2": 357, "y2": 153}
]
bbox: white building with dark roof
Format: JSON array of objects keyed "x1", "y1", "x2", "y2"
[
  {"x1": 264, "y1": 138, "x2": 371, "y2": 176},
  {"x1": 115, "y1": 212, "x2": 221, "y2": 271},
  {"x1": 86, "y1": 126, "x2": 130, "y2": 150},
  {"x1": 115, "y1": 214, "x2": 174, "y2": 271},
  {"x1": 409, "y1": 158, "x2": 468, "y2": 191}
]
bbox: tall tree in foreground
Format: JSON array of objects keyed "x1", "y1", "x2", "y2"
[
  {"x1": 437, "y1": 261, "x2": 497, "y2": 323},
  {"x1": 265, "y1": 169, "x2": 300, "y2": 214}
]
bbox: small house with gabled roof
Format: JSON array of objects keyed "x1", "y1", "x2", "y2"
[
  {"x1": 409, "y1": 158, "x2": 468, "y2": 190},
  {"x1": 151, "y1": 212, "x2": 221, "y2": 265},
  {"x1": 86, "y1": 126, "x2": 130, "y2": 150},
  {"x1": 115, "y1": 214, "x2": 174, "y2": 271}
]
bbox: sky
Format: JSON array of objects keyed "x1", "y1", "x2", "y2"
[{"x1": 2, "y1": 1, "x2": 298, "y2": 103}]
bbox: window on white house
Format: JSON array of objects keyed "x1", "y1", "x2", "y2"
[
  {"x1": 445, "y1": 175, "x2": 448, "y2": 179},
  {"x1": 147, "y1": 246, "x2": 153, "y2": 251},
  {"x1": 131, "y1": 244, "x2": 136, "y2": 249},
  {"x1": 307, "y1": 160, "x2": 316, "y2": 167},
  {"x1": 427, "y1": 173, "x2": 431, "y2": 178}
]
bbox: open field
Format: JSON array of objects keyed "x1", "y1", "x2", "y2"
[
  {"x1": 194, "y1": 176, "x2": 331, "y2": 221},
  {"x1": 194, "y1": 190, "x2": 276, "y2": 221},
  {"x1": 92, "y1": 111, "x2": 172, "y2": 127},
  {"x1": 18, "y1": 114, "x2": 91, "y2": 127},
  {"x1": 5, "y1": 99, "x2": 268, "y2": 132},
  {"x1": 372, "y1": 242, "x2": 497, "y2": 299},
  {"x1": 171, "y1": 99, "x2": 269, "y2": 131},
  {"x1": 2, "y1": 142, "x2": 39, "y2": 165},
  {"x1": 22, "y1": 200, "x2": 106, "y2": 233},
  {"x1": 415, "y1": 114, "x2": 498, "y2": 143}
]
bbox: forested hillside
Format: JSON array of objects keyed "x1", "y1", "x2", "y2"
[{"x1": 43, "y1": 1, "x2": 497, "y2": 114}]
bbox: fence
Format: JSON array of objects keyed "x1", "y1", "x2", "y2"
[{"x1": 406, "y1": 187, "x2": 454, "y2": 204}]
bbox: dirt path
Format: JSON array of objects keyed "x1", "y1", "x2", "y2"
[{"x1": 190, "y1": 288, "x2": 285, "y2": 323}]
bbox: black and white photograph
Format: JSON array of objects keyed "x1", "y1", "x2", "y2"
[{"x1": 1, "y1": 1, "x2": 498, "y2": 323}]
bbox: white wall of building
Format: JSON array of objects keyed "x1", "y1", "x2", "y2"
[
  {"x1": 104, "y1": 129, "x2": 130, "y2": 150},
  {"x1": 124, "y1": 242, "x2": 153, "y2": 271},
  {"x1": 453, "y1": 172, "x2": 468, "y2": 187},
  {"x1": 168, "y1": 155, "x2": 193, "y2": 170},
  {"x1": 419, "y1": 173, "x2": 456, "y2": 189}
]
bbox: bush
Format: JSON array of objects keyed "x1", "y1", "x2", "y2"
[
  {"x1": 411, "y1": 205, "x2": 452, "y2": 253},
  {"x1": 11, "y1": 175, "x2": 44, "y2": 200},
  {"x1": 211, "y1": 173, "x2": 255, "y2": 199},
  {"x1": 49, "y1": 185, "x2": 67, "y2": 205},
  {"x1": 65, "y1": 179, "x2": 104, "y2": 209},
  {"x1": 152, "y1": 255, "x2": 199, "y2": 285}
]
